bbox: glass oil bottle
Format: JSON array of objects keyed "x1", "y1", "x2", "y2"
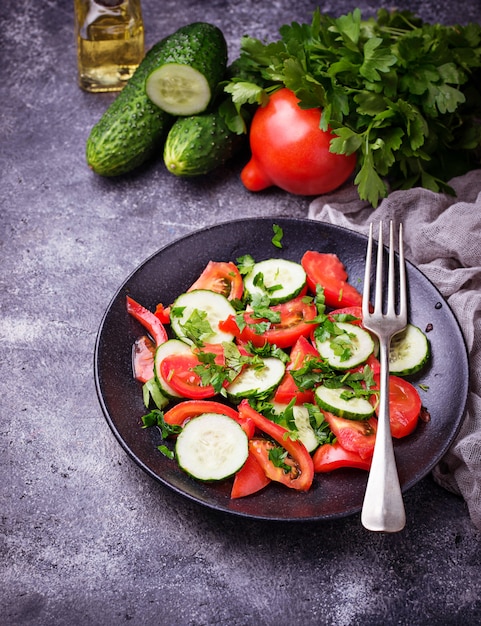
[{"x1": 75, "y1": 0, "x2": 144, "y2": 93}]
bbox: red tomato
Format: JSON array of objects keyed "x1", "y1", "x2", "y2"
[
  {"x1": 372, "y1": 374, "x2": 421, "y2": 438},
  {"x1": 313, "y1": 441, "x2": 372, "y2": 473},
  {"x1": 287, "y1": 335, "x2": 320, "y2": 370},
  {"x1": 328, "y1": 306, "x2": 363, "y2": 325},
  {"x1": 154, "y1": 302, "x2": 171, "y2": 324},
  {"x1": 126, "y1": 296, "x2": 169, "y2": 346},
  {"x1": 159, "y1": 353, "x2": 217, "y2": 399},
  {"x1": 350, "y1": 353, "x2": 381, "y2": 377},
  {"x1": 231, "y1": 451, "x2": 271, "y2": 499},
  {"x1": 248, "y1": 438, "x2": 302, "y2": 487},
  {"x1": 323, "y1": 411, "x2": 378, "y2": 460},
  {"x1": 273, "y1": 373, "x2": 314, "y2": 405},
  {"x1": 273, "y1": 336, "x2": 319, "y2": 405},
  {"x1": 301, "y1": 251, "x2": 363, "y2": 308},
  {"x1": 163, "y1": 400, "x2": 255, "y2": 438},
  {"x1": 241, "y1": 88, "x2": 356, "y2": 195},
  {"x1": 219, "y1": 296, "x2": 318, "y2": 349},
  {"x1": 132, "y1": 335, "x2": 156, "y2": 383},
  {"x1": 238, "y1": 400, "x2": 314, "y2": 491},
  {"x1": 187, "y1": 261, "x2": 244, "y2": 301},
  {"x1": 193, "y1": 343, "x2": 227, "y2": 365}
]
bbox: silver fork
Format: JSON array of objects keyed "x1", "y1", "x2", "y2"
[{"x1": 361, "y1": 221, "x2": 407, "y2": 532}]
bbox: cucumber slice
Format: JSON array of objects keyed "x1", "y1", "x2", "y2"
[
  {"x1": 244, "y1": 258, "x2": 307, "y2": 305},
  {"x1": 146, "y1": 64, "x2": 212, "y2": 116},
  {"x1": 170, "y1": 290, "x2": 236, "y2": 345},
  {"x1": 175, "y1": 413, "x2": 248, "y2": 481},
  {"x1": 226, "y1": 357, "x2": 286, "y2": 401},
  {"x1": 389, "y1": 324, "x2": 430, "y2": 376},
  {"x1": 292, "y1": 406, "x2": 319, "y2": 453},
  {"x1": 315, "y1": 385, "x2": 375, "y2": 420},
  {"x1": 154, "y1": 339, "x2": 192, "y2": 398},
  {"x1": 271, "y1": 403, "x2": 319, "y2": 453},
  {"x1": 315, "y1": 322, "x2": 374, "y2": 370}
]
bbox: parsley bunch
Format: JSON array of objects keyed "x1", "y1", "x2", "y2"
[{"x1": 225, "y1": 8, "x2": 481, "y2": 206}]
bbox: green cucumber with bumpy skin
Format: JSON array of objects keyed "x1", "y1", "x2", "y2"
[
  {"x1": 163, "y1": 104, "x2": 246, "y2": 177},
  {"x1": 86, "y1": 38, "x2": 174, "y2": 177},
  {"x1": 86, "y1": 22, "x2": 228, "y2": 177},
  {"x1": 145, "y1": 22, "x2": 228, "y2": 116}
]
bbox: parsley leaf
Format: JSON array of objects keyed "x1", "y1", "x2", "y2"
[
  {"x1": 268, "y1": 445, "x2": 294, "y2": 474},
  {"x1": 236, "y1": 254, "x2": 256, "y2": 276},
  {"x1": 250, "y1": 293, "x2": 282, "y2": 323},
  {"x1": 271, "y1": 224, "x2": 284, "y2": 249},
  {"x1": 141, "y1": 410, "x2": 182, "y2": 439},
  {"x1": 180, "y1": 309, "x2": 214, "y2": 346}
]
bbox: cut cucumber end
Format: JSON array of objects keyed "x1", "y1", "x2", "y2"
[
  {"x1": 146, "y1": 64, "x2": 212, "y2": 115},
  {"x1": 175, "y1": 413, "x2": 249, "y2": 481}
]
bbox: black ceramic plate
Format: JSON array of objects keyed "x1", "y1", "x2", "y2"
[{"x1": 94, "y1": 217, "x2": 468, "y2": 522}]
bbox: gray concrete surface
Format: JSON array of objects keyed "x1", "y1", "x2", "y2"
[{"x1": 2, "y1": 1, "x2": 481, "y2": 625}]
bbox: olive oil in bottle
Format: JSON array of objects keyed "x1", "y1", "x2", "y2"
[{"x1": 75, "y1": 0, "x2": 144, "y2": 93}]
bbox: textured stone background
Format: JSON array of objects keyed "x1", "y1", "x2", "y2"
[{"x1": 1, "y1": 1, "x2": 481, "y2": 625}]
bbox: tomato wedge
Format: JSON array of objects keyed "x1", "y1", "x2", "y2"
[
  {"x1": 126, "y1": 296, "x2": 168, "y2": 346},
  {"x1": 154, "y1": 302, "x2": 171, "y2": 324},
  {"x1": 238, "y1": 400, "x2": 314, "y2": 491},
  {"x1": 273, "y1": 336, "x2": 320, "y2": 405},
  {"x1": 159, "y1": 353, "x2": 217, "y2": 399},
  {"x1": 372, "y1": 374, "x2": 421, "y2": 438},
  {"x1": 231, "y1": 451, "x2": 271, "y2": 499},
  {"x1": 288, "y1": 335, "x2": 320, "y2": 369},
  {"x1": 219, "y1": 296, "x2": 318, "y2": 349},
  {"x1": 273, "y1": 372, "x2": 314, "y2": 405},
  {"x1": 187, "y1": 261, "x2": 244, "y2": 301},
  {"x1": 301, "y1": 251, "x2": 363, "y2": 308},
  {"x1": 248, "y1": 438, "x2": 302, "y2": 486},
  {"x1": 163, "y1": 399, "x2": 255, "y2": 438},
  {"x1": 313, "y1": 441, "x2": 371, "y2": 473},
  {"x1": 132, "y1": 335, "x2": 156, "y2": 383},
  {"x1": 323, "y1": 411, "x2": 377, "y2": 460},
  {"x1": 350, "y1": 353, "x2": 381, "y2": 377},
  {"x1": 328, "y1": 306, "x2": 363, "y2": 325}
]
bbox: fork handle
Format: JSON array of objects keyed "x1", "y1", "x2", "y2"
[{"x1": 361, "y1": 338, "x2": 406, "y2": 532}]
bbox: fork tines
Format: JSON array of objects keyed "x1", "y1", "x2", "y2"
[{"x1": 363, "y1": 221, "x2": 406, "y2": 327}]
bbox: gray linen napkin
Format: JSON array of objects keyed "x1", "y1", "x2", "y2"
[{"x1": 308, "y1": 169, "x2": 481, "y2": 530}]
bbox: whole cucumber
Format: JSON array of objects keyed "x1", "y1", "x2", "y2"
[
  {"x1": 86, "y1": 38, "x2": 172, "y2": 177},
  {"x1": 86, "y1": 22, "x2": 228, "y2": 177},
  {"x1": 163, "y1": 104, "x2": 246, "y2": 177}
]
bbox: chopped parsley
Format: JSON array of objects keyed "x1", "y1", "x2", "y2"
[
  {"x1": 178, "y1": 308, "x2": 214, "y2": 346},
  {"x1": 271, "y1": 224, "x2": 284, "y2": 249}
]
